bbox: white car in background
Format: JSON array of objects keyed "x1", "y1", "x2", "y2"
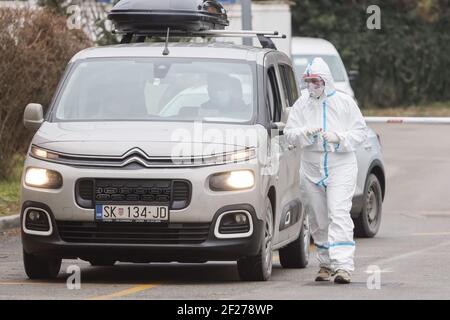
[{"x1": 291, "y1": 37, "x2": 356, "y2": 98}]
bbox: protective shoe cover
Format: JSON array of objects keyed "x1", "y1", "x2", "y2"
[
  {"x1": 315, "y1": 267, "x2": 333, "y2": 282},
  {"x1": 285, "y1": 57, "x2": 367, "y2": 273},
  {"x1": 334, "y1": 269, "x2": 352, "y2": 284}
]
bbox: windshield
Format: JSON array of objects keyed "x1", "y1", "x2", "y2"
[
  {"x1": 52, "y1": 58, "x2": 255, "y2": 123},
  {"x1": 292, "y1": 54, "x2": 347, "y2": 82}
]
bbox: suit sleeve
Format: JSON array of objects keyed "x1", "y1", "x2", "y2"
[
  {"x1": 285, "y1": 99, "x2": 316, "y2": 149},
  {"x1": 335, "y1": 98, "x2": 367, "y2": 152}
]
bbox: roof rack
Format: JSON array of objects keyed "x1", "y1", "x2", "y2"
[
  {"x1": 115, "y1": 29, "x2": 286, "y2": 50},
  {"x1": 107, "y1": 0, "x2": 286, "y2": 50}
]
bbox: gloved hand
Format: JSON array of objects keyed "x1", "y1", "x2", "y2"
[
  {"x1": 322, "y1": 131, "x2": 340, "y2": 143},
  {"x1": 305, "y1": 127, "x2": 322, "y2": 137}
]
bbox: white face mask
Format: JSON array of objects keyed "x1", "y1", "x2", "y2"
[{"x1": 307, "y1": 83, "x2": 325, "y2": 99}]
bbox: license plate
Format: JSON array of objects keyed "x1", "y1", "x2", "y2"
[{"x1": 95, "y1": 204, "x2": 169, "y2": 223}]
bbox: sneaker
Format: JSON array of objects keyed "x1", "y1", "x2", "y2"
[
  {"x1": 315, "y1": 267, "x2": 332, "y2": 282},
  {"x1": 334, "y1": 269, "x2": 351, "y2": 284}
]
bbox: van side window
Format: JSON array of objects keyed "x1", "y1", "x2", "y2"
[
  {"x1": 266, "y1": 66, "x2": 282, "y2": 122},
  {"x1": 279, "y1": 64, "x2": 299, "y2": 107}
]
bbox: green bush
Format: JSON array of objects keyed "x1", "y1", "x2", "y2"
[
  {"x1": 0, "y1": 8, "x2": 92, "y2": 179},
  {"x1": 292, "y1": 0, "x2": 450, "y2": 107}
]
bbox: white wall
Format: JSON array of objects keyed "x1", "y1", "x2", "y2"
[
  {"x1": 0, "y1": 0, "x2": 37, "y2": 8},
  {"x1": 222, "y1": 0, "x2": 292, "y2": 56}
]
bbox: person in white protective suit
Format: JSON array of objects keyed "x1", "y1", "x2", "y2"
[{"x1": 285, "y1": 57, "x2": 367, "y2": 284}]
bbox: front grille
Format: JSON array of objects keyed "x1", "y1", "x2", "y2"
[
  {"x1": 173, "y1": 181, "x2": 190, "y2": 200},
  {"x1": 75, "y1": 179, "x2": 191, "y2": 210},
  {"x1": 76, "y1": 180, "x2": 94, "y2": 208},
  {"x1": 95, "y1": 179, "x2": 172, "y2": 203},
  {"x1": 25, "y1": 221, "x2": 50, "y2": 232},
  {"x1": 78, "y1": 180, "x2": 94, "y2": 200},
  {"x1": 219, "y1": 224, "x2": 251, "y2": 234},
  {"x1": 172, "y1": 181, "x2": 191, "y2": 210},
  {"x1": 57, "y1": 221, "x2": 210, "y2": 244}
]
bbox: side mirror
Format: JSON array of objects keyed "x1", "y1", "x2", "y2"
[
  {"x1": 348, "y1": 70, "x2": 359, "y2": 83},
  {"x1": 24, "y1": 103, "x2": 44, "y2": 131}
]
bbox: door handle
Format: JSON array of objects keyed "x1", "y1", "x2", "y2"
[
  {"x1": 288, "y1": 145, "x2": 296, "y2": 151},
  {"x1": 364, "y1": 144, "x2": 372, "y2": 150}
]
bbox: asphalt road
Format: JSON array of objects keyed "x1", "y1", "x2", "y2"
[{"x1": 2, "y1": 123, "x2": 450, "y2": 300}]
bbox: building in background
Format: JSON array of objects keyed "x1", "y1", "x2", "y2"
[
  {"x1": 220, "y1": 0, "x2": 292, "y2": 55},
  {"x1": 0, "y1": 0, "x2": 37, "y2": 7}
]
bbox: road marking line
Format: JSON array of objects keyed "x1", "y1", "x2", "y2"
[
  {"x1": 370, "y1": 239, "x2": 450, "y2": 267},
  {"x1": 86, "y1": 284, "x2": 157, "y2": 300}
]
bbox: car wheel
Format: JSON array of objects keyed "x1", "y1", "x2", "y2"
[
  {"x1": 354, "y1": 173, "x2": 383, "y2": 238},
  {"x1": 89, "y1": 259, "x2": 116, "y2": 267},
  {"x1": 279, "y1": 209, "x2": 310, "y2": 268},
  {"x1": 23, "y1": 249, "x2": 61, "y2": 280},
  {"x1": 237, "y1": 198, "x2": 273, "y2": 281}
]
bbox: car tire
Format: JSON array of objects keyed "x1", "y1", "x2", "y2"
[
  {"x1": 89, "y1": 259, "x2": 116, "y2": 267},
  {"x1": 279, "y1": 210, "x2": 310, "y2": 268},
  {"x1": 237, "y1": 198, "x2": 273, "y2": 281},
  {"x1": 23, "y1": 249, "x2": 61, "y2": 280},
  {"x1": 354, "y1": 173, "x2": 383, "y2": 238}
]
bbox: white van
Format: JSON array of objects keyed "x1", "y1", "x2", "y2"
[{"x1": 292, "y1": 37, "x2": 356, "y2": 98}]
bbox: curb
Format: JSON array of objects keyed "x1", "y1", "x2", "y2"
[{"x1": 0, "y1": 214, "x2": 20, "y2": 232}]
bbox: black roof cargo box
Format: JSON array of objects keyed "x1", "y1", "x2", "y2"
[{"x1": 108, "y1": 0, "x2": 229, "y2": 33}]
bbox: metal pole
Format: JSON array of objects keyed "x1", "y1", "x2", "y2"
[
  {"x1": 241, "y1": 0, "x2": 253, "y2": 46},
  {"x1": 365, "y1": 117, "x2": 450, "y2": 124}
]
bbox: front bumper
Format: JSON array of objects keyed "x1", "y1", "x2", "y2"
[{"x1": 21, "y1": 202, "x2": 264, "y2": 262}]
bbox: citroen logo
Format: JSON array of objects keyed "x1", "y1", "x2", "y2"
[{"x1": 122, "y1": 148, "x2": 150, "y2": 160}]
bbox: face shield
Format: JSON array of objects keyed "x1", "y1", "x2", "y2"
[{"x1": 302, "y1": 74, "x2": 325, "y2": 99}]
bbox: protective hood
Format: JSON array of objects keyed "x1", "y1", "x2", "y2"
[{"x1": 304, "y1": 57, "x2": 336, "y2": 97}]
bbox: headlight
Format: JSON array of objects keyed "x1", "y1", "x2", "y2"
[
  {"x1": 25, "y1": 167, "x2": 63, "y2": 189},
  {"x1": 209, "y1": 170, "x2": 255, "y2": 191},
  {"x1": 30, "y1": 146, "x2": 60, "y2": 160}
]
